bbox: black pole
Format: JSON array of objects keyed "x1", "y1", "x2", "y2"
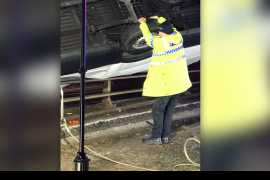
[{"x1": 74, "y1": 0, "x2": 90, "y2": 171}]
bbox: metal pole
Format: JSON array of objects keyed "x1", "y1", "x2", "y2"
[{"x1": 74, "y1": 0, "x2": 90, "y2": 171}]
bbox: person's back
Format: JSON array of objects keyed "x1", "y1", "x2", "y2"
[
  {"x1": 138, "y1": 16, "x2": 192, "y2": 97},
  {"x1": 138, "y1": 16, "x2": 192, "y2": 145}
]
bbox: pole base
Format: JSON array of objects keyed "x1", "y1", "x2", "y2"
[{"x1": 74, "y1": 152, "x2": 90, "y2": 171}]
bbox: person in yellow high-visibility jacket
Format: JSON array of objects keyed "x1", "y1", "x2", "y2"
[{"x1": 138, "y1": 16, "x2": 192, "y2": 145}]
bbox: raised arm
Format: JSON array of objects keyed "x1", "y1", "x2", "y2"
[{"x1": 138, "y1": 17, "x2": 154, "y2": 48}]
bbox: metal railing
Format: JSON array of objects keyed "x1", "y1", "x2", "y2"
[{"x1": 62, "y1": 70, "x2": 200, "y2": 104}]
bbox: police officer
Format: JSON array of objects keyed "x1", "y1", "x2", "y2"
[{"x1": 138, "y1": 16, "x2": 192, "y2": 145}]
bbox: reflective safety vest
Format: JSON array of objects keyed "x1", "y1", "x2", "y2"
[{"x1": 139, "y1": 19, "x2": 192, "y2": 97}]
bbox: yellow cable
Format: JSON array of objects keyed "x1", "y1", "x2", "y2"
[
  {"x1": 173, "y1": 137, "x2": 200, "y2": 171},
  {"x1": 63, "y1": 118, "x2": 158, "y2": 171},
  {"x1": 63, "y1": 119, "x2": 200, "y2": 171},
  {"x1": 61, "y1": 87, "x2": 200, "y2": 171}
]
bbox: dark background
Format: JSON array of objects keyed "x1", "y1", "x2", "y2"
[{"x1": 0, "y1": 0, "x2": 60, "y2": 170}]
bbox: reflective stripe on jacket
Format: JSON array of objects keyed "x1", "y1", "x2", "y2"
[{"x1": 139, "y1": 19, "x2": 192, "y2": 97}]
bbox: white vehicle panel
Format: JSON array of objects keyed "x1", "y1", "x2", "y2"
[{"x1": 61, "y1": 45, "x2": 200, "y2": 80}]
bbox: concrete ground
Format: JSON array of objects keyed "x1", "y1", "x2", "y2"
[{"x1": 61, "y1": 122, "x2": 200, "y2": 171}]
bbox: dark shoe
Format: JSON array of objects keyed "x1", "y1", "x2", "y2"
[
  {"x1": 142, "y1": 136, "x2": 162, "y2": 145},
  {"x1": 162, "y1": 137, "x2": 169, "y2": 144}
]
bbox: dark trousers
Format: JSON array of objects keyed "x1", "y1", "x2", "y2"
[{"x1": 151, "y1": 95, "x2": 178, "y2": 138}]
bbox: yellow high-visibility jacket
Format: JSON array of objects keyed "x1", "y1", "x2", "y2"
[{"x1": 139, "y1": 18, "x2": 192, "y2": 97}]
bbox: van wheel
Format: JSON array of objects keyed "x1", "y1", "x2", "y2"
[{"x1": 121, "y1": 24, "x2": 152, "y2": 62}]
